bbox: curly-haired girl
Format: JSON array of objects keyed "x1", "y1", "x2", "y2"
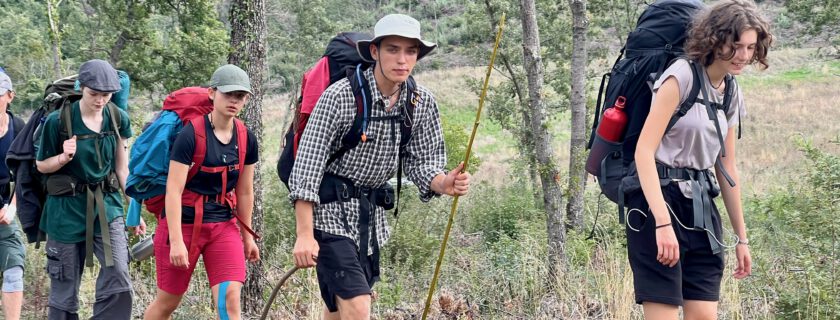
[{"x1": 627, "y1": 0, "x2": 773, "y2": 318}]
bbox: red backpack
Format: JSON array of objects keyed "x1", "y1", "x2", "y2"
[{"x1": 129, "y1": 87, "x2": 259, "y2": 249}]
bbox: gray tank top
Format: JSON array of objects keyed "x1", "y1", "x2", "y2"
[{"x1": 651, "y1": 59, "x2": 745, "y2": 170}]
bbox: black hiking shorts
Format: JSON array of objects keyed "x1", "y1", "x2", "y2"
[
  {"x1": 314, "y1": 230, "x2": 379, "y2": 312},
  {"x1": 624, "y1": 183, "x2": 725, "y2": 306}
]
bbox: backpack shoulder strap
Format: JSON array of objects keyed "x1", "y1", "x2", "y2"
[
  {"x1": 187, "y1": 116, "x2": 207, "y2": 181},
  {"x1": 234, "y1": 118, "x2": 248, "y2": 170},
  {"x1": 326, "y1": 64, "x2": 370, "y2": 167},
  {"x1": 6, "y1": 112, "x2": 15, "y2": 139},
  {"x1": 721, "y1": 75, "x2": 734, "y2": 113},
  {"x1": 400, "y1": 76, "x2": 417, "y2": 148},
  {"x1": 10, "y1": 113, "x2": 24, "y2": 138},
  {"x1": 720, "y1": 75, "x2": 742, "y2": 139},
  {"x1": 107, "y1": 103, "x2": 122, "y2": 142},
  {"x1": 59, "y1": 102, "x2": 74, "y2": 139},
  {"x1": 664, "y1": 60, "x2": 703, "y2": 133},
  {"x1": 695, "y1": 64, "x2": 728, "y2": 158},
  {"x1": 393, "y1": 76, "x2": 420, "y2": 219}
]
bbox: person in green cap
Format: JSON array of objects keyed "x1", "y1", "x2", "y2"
[
  {"x1": 36, "y1": 59, "x2": 144, "y2": 319},
  {"x1": 144, "y1": 64, "x2": 260, "y2": 320},
  {"x1": 0, "y1": 71, "x2": 27, "y2": 320}
]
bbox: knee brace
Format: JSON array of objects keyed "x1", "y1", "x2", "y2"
[
  {"x1": 2, "y1": 266, "x2": 23, "y2": 292},
  {"x1": 218, "y1": 281, "x2": 230, "y2": 320}
]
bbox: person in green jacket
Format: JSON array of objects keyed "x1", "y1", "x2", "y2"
[{"x1": 36, "y1": 59, "x2": 145, "y2": 320}]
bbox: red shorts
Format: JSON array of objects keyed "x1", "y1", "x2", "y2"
[{"x1": 154, "y1": 218, "x2": 246, "y2": 295}]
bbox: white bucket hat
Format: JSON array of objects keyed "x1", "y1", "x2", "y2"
[{"x1": 356, "y1": 14, "x2": 437, "y2": 63}]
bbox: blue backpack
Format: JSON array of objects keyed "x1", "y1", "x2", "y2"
[{"x1": 125, "y1": 87, "x2": 214, "y2": 211}]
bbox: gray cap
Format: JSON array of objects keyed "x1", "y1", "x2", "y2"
[
  {"x1": 0, "y1": 72, "x2": 12, "y2": 95},
  {"x1": 209, "y1": 64, "x2": 252, "y2": 94},
  {"x1": 78, "y1": 59, "x2": 122, "y2": 93},
  {"x1": 356, "y1": 14, "x2": 437, "y2": 63}
]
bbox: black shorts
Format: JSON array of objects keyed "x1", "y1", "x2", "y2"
[
  {"x1": 315, "y1": 230, "x2": 380, "y2": 312},
  {"x1": 625, "y1": 183, "x2": 725, "y2": 306}
]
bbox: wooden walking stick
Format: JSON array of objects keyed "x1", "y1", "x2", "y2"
[
  {"x1": 420, "y1": 13, "x2": 506, "y2": 320},
  {"x1": 259, "y1": 266, "x2": 299, "y2": 320}
]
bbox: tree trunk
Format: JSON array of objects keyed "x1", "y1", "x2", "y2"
[
  {"x1": 110, "y1": 34, "x2": 127, "y2": 66},
  {"x1": 109, "y1": 0, "x2": 133, "y2": 66},
  {"x1": 520, "y1": 0, "x2": 566, "y2": 276},
  {"x1": 228, "y1": 0, "x2": 267, "y2": 316},
  {"x1": 78, "y1": 0, "x2": 99, "y2": 58},
  {"x1": 566, "y1": 0, "x2": 589, "y2": 231},
  {"x1": 483, "y1": 0, "x2": 543, "y2": 206},
  {"x1": 528, "y1": 154, "x2": 541, "y2": 206},
  {"x1": 46, "y1": 0, "x2": 63, "y2": 78}
]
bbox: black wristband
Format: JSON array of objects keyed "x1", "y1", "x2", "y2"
[{"x1": 655, "y1": 223, "x2": 672, "y2": 229}]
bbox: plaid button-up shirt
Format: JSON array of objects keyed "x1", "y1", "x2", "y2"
[{"x1": 288, "y1": 67, "x2": 446, "y2": 255}]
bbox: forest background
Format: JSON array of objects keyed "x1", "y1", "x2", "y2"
[{"x1": 0, "y1": 0, "x2": 838, "y2": 319}]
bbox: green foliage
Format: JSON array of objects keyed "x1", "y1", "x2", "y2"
[
  {"x1": 0, "y1": 0, "x2": 227, "y2": 110},
  {"x1": 463, "y1": 181, "x2": 542, "y2": 243},
  {"x1": 441, "y1": 113, "x2": 482, "y2": 172},
  {"x1": 87, "y1": 0, "x2": 228, "y2": 92},
  {"x1": 785, "y1": 0, "x2": 840, "y2": 51},
  {"x1": 380, "y1": 187, "x2": 447, "y2": 273},
  {"x1": 0, "y1": 8, "x2": 51, "y2": 107},
  {"x1": 744, "y1": 137, "x2": 840, "y2": 319}
]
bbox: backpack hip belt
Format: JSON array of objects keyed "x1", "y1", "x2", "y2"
[
  {"x1": 45, "y1": 172, "x2": 120, "y2": 197},
  {"x1": 44, "y1": 172, "x2": 121, "y2": 268},
  {"x1": 653, "y1": 162, "x2": 722, "y2": 254},
  {"x1": 180, "y1": 168, "x2": 260, "y2": 262},
  {"x1": 318, "y1": 173, "x2": 395, "y2": 209},
  {"x1": 318, "y1": 172, "x2": 387, "y2": 276}
]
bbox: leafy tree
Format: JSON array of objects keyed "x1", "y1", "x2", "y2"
[
  {"x1": 0, "y1": 0, "x2": 228, "y2": 109},
  {"x1": 0, "y1": 1, "x2": 53, "y2": 106}
]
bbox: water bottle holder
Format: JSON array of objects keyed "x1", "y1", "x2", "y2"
[{"x1": 586, "y1": 134, "x2": 622, "y2": 177}]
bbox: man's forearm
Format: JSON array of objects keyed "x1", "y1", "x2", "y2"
[
  {"x1": 295, "y1": 200, "x2": 315, "y2": 237},
  {"x1": 429, "y1": 173, "x2": 449, "y2": 196}
]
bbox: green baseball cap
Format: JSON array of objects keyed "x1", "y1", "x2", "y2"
[{"x1": 209, "y1": 64, "x2": 252, "y2": 94}]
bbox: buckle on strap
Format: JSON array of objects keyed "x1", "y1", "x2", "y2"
[
  {"x1": 656, "y1": 163, "x2": 704, "y2": 180},
  {"x1": 340, "y1": 183, "x2": 350, "y2": 199}
]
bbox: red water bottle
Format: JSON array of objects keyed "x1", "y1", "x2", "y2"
[{"x1": 597, "y1": 96, "x2": 628, "y2": 142}]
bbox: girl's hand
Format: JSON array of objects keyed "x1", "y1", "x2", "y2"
[
  {"x1": 244, "y1": 238, "x2": 260, "y2": 262},
  {"x1": 656, "y1": 225, "x2": 680, "y2": 267},
  {"x1": 733, "y1": 242, "x2": 752, "y2": 279},
  {"x1": 169, "y1": 241, "x2": 190, "y2": 269}
]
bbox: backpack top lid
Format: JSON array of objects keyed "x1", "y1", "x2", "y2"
[
  {"x1": 161, "y1": 86, "x2": 214, "y2": 122},
  {"x1": 325, "y1": 32, "x2": 373, "y2": 84},
  {"x1": 43, "y1": 75, "x2": 82, "y2": 112},
  {"x1": 625, "y1": 0, "x2": 705, "y2": 57}
]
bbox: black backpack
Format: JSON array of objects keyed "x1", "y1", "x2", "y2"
[
  {"x1": 585, "y1": 0, "x2": 739, "y2": 223},
  {"x1": 7, "y1": 75, "x2": 122, "y2": 244},
  {"x1": 276, "y1": 32, "x2": 419, "y2": 215}
]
